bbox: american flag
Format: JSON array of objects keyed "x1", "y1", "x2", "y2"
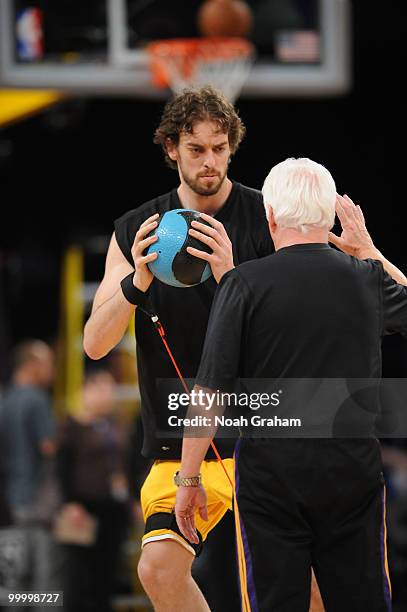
[{"x1": 275, "y1": 30, "x2": 320, "y2": 63}]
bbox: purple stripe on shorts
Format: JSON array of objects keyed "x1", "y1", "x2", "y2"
[
  {"x1": 235, "y1": 437, "x2": 259, "y2": 612},
  {"x1": 380, "y1": 485, "x2": 392, "y2": 611}
]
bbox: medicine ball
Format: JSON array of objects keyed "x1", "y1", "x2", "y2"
[{"x1": 147, "y1": 209, "x2": 213, "y2": 287}]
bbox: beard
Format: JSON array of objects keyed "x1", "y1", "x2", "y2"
[{"x1": 179, "y1": 163, "x2": 228, "y2": 196}]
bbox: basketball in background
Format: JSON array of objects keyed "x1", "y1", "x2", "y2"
[
  {"x1": 197, "y1": 0, "x2": 254, "y2": 38},
  {"x1": 147, "y1": 209, "x2": 213, "y2": 288}
]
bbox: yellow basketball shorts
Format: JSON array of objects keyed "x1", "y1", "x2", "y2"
[{"x1": 141, "y1": 458, "x2": 234, "y2": 556}]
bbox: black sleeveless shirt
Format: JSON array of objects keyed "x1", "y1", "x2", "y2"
[{"x1": 114, "y1": 182, "x2": 273, "y2": 458}]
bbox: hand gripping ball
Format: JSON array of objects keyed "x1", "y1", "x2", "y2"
[{"x1": 147, "y1": 209, "x2": 213, "y2": 288}]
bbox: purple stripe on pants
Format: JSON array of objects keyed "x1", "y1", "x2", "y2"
[
  {"x1": 380, "y1": 486, "x2": 392, "y2": 611},
  {"x1": 235, "y1": 437, "x2": 259, "y2": 612}
]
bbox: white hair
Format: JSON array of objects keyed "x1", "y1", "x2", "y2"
[{"x1": 262, "y1": 157, "x2": 336, "y2": 233}]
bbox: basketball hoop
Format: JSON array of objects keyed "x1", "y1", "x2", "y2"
[{"x1": 147, "y1": 37, "x2": 254, "y2": 102}]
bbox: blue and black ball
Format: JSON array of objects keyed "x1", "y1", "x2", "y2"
[{"x1": 147, "y1": 209, "x2": 213, "y2": 288}]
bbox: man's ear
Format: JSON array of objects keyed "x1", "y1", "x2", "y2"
[
  {"x1": 166, "y1": 137, "x2": 178, "y2": 162},
  {"x1": 267, "y1": 205, "x2": 277, "y2": 233}
]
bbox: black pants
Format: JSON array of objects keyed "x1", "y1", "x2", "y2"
[
  {"x1": 235, "y1": 438, "x2": 392, "y2": 612},
  {"x1": 61, "y1": 500, "x2": 130, "y2": 612},
  {"x1": 192, "y1": 509, "x2": 241, "y2": 612}
]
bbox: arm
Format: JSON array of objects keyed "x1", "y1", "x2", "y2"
[
  {"x1": 175, "y1": 386, "x2": 218, "y2": 544},
  {"x1": 83, "y1": 233, "x2": 135, "y2": 359},
  {"x1": 175, "y1": 272, "x2": 247, "y2": 542},
  {"x1": 175, "y1": 430, "x2": 212, "y2": 545},
  {"x1": 329, "y1": 195, "x2": 407, "y2": 336},
  {"x1": 359, "y1": 250, "x2": 407, "y2": 286},
  {"x1": 329, "y1": 194, "x2": 407, "y2": 286},
  {"x1": 83, "y1": 214, "x2": 159, "y2": 359},
  {"x1": 180, "y1": 432, "x2": 213, "y2": 478},
  {"x1": 32, "y1": 392, "x2": 57, "y2": 457}
]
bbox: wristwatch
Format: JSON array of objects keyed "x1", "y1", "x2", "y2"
[{"x1": 174, "y1": 471, "x2": 202, "y2": 487}]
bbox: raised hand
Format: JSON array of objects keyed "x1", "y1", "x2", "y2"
[
  {"x1": 328, "y1": 194, "x2": 376, "y2": 258},
  {"x1": 187, "y1": 213, "x2": 234, "y2": 283},
  {"x1": 131, "y1": 213, "x2": 159, "y2": 292}
]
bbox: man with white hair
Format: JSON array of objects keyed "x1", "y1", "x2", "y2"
[{"x1": 174, "y1": 157, "x2": 407, "y2": 611}]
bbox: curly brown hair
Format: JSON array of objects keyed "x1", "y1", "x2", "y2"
[{"x1": 153, "y1": 86, "x2": 246, "y2": 170}]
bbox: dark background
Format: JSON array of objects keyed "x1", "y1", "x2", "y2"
[
  {"x1": 0, "y1": 0, "x2": 405, "y2": 358},
  {"x1": 1, "y1": 1, "x2": 407, "y2": 607}
]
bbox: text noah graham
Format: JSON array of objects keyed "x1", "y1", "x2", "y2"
[{"x1": 168, "y1": 415, "x2": 302, "y2": 428}]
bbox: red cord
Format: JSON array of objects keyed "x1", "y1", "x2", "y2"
[{"x1": 153, "y1": 317, "x2": 233, "y2": 488}]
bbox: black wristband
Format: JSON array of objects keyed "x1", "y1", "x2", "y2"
[{"x1": 120, "y1": 273, "x2": 151, "y2": 309}]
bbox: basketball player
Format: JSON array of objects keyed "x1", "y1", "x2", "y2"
[
  {"x1": 175, "y1": 159, "x2": 407, "y2": 611},
  {"x1": 84, "y1": 89, "x2": 322, "y2": 611}
]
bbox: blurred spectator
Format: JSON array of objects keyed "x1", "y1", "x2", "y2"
[
  {"x1": 0, "y1": 407, "x2": 13, "y2": 606},
  {"x1": 381, "y1": 441, "x2": 407, "y2": 612},
  {"x1": 0, "y1": 340, "x2": 58, "y2": 609},
  {"x1": 0, "y1": 413, "x2": 12, "y2": 528},
  {"x1": 56, "y1": 369, "x2": 131, "y2": 612},
  {"x1": 126, "y1": 413, "x2": 152, "y2": 525}
]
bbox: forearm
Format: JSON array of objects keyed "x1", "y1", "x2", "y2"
[
  {"x1": 179, "y1": 383, "x2": 225, "y2": 475},
  {"x1": 84, "y1": 288, "x2": 135, "y2": 359},
  {"x1": 358, "y1": 247, "x2": 407, "y2": 286},
  {"x1": 179, "y1": 437, "x2": 212, "y2": 477}
]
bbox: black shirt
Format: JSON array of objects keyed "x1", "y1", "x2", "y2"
[
  {"x1": 57, "y1": 415, "x2": 127, "y2": 503},
  {"x1": 196, "y1": 244, "x2": 407, "y2": 436},
  {"x1": 196, "y1": 243, "x2": 407, "y2": 410},
  {"x1": 114, "y1": 182, "x2": 273, "y2": 458}
]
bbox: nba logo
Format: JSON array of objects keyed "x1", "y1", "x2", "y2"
[{"x1": 16, "y1": 8, "x2": 44, "y2": 61}]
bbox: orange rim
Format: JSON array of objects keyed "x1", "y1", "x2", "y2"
[{"x1": 146, "y1": 37, "x2": 254, "y2": 88}]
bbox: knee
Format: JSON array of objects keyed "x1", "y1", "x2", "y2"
[
  {"x1": 137, "y1": 555, "x2": 154, "y2": 591},
  {"x1": 138, "y1": 552, "x2": 171, "y2": 592},
  {"x1": 137, "y1": 546, "x2": 188, "y2": 593}
]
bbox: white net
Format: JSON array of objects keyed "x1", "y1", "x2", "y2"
[{"x1": 148, "y1": 38, "x2": 254, "y2": 102}]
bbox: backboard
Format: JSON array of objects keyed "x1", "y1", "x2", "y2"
[{"x1": 0, "y1": 0, "x2": 351, "y2": 98}]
